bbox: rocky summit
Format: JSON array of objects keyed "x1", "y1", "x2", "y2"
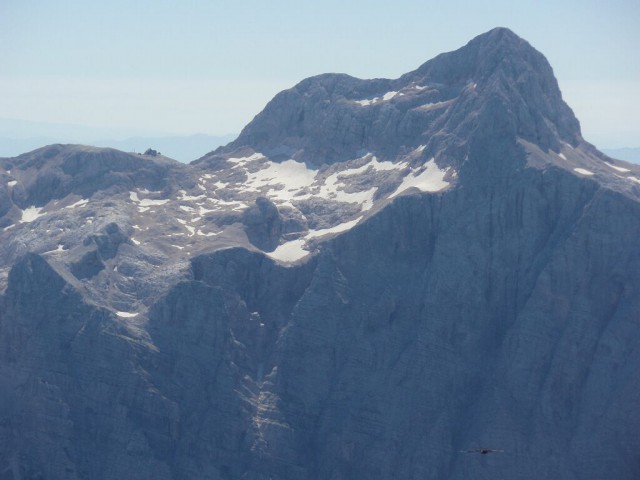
[{"x1": 1, "y1": 27, "x2": 639, "y2": 480}]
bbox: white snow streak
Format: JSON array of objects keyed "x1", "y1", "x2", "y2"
[
  {"x1": 227, "y1": 153, "x2": 264, "y2": 165},
  {"x1": 415, "y1": 101, "x2": 452, "y2": 111},
  {"x1": 178, "y1": 190, "x2": 205, "y2": 201},
  {"x1": 355, "y1": 91, "x2": 399, "y2": 106},
  {"x1": 130, "y1": 192, "x2": 169, "y2": 207},
  {"x1": 306, "y1": 217, "x2": 362, "y2": 239},
  {"x1": 267, "y1": 217, "x2": 364, "y2": 263},
  {"x1": 65, "y1": 199, "x2": 89, "y2": 209},
  {"x1": 574, "y1": 168, "x2": 594, "y2": 176},
  {"x1": 605, "y1": 162, "x2": 631, "y2": 173}
]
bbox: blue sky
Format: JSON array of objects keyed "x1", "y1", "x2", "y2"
[{"x1": 1, "y1": 0, "x2": 638, "y2": 148}]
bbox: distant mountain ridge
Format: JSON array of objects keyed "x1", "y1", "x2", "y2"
[{"x1": 1, "y1": 28, "x2": 640, "y2": 480}]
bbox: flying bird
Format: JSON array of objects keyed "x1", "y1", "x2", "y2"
[{"x1": 462, "y1": 448, "x2": 504, "y2": 455}]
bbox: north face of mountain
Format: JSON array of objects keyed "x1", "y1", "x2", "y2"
[
  {"x1": 208, "y1": 28, "x2": 580, "y2": 166},
  {"x1": 1, "y1": 28, "x2": 640, "y2": 480}
]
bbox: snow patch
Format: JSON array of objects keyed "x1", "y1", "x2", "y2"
[
  {"x1": 355, "y1": 91, "x2": 398, "y2": 106},
  {"x1": 208, "y1": 199, "x2": 246, "y2": 211},
  {"x1": 355, "y1": 98, "x2": 375, "y2": 107},
  {"x1": 266, "y1": 239, "x2": 309, "y2": 262},
  {"x1": 267, "y1": 217, "x2": 365, "y2": 263},
  {"x1": 7, "y1": 180, "x2": 17, "y2": 187},
  {"x1": 245, "y1": 159, "x2": 317, "y2": 196},
  {"x1": 130, "y1": 192, "x2": 169, "y2": 207},
  {"x1": 42, "y1": 244, "x2": 66, "y2": 255},
  {"x1": 196, "y1": 229, "x2": 218, "y2": 237},
  {"x1": 196, "y1": 205, "x2": 215, "y2": 215},
  {"x1": 178, "y1": 190, "x2": 205, "y2": 201},
  {"x1": 65, "y1": 199, "x2": 89, "y2": 209},
  {"x1": 382, "y1": 91, "x2": 399, "y2": 101},
  {"x1": 307, "y1": 217, "x2": 362, "y2": 239},
  {"x1": 574, "y1": 168, "x2": 594, "y2": 176},
  {"x1": 605, "y1": 162, "x2": 631, "y2": 173},
  {"x1": 558, "y1": 153, "x2": 567, "y2": 160},
  {"x1": 116, "y1": 311, "x2": 138, "y2": 318},
  {"x1": 314, "y1": 171, "x2": 377, "y2": 210},
  {"x1": 390, "y1": 159, "x2": 450, "y2": 198},
  {"x1": 21, "y1": 206, "x2": 45, "y2": 223},
  {"x1": 139, "y1": 198, "x2": 169, "y2": 207},
  {"x1": 238, "y1": 155, "x2": 409, "y2": 211},
  {"x1": 415, "y1": 101, "x2": 452, "y2": 111},
  {"x1": 227, "y1": 152, "x2": 264, "y2": 165},
  {"x1": 337, "y1": 156, "x2": 403, "y2": 176}
]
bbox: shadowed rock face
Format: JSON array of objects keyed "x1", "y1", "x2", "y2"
[
  {"x1": 243, "y1": 197, "x2": 284, "y2": 251},
  {"x1": 1, "y1": 28, "x2": 640, "y2": 480}
]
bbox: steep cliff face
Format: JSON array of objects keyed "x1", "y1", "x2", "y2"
[{"x1": 1, "y1": 28, "x2": 640, "y2": 480}]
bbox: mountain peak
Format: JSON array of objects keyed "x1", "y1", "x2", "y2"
[
  {"x1": 473, "y1": 26, "x2": 523, "y2": 44},
  {"x1": 213, "y1": 28, "x2": 581, "y2": 166}
]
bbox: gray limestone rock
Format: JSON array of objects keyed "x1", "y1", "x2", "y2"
[
  {"x1": 243, "y1": 197, "x2": 283, "y2": 251},
  {"x1": 0, "y1": 27, "x2": 639, "y2": 480},
  {"x1": 200, "y1": 28, "x2": 579, "y2": 168}
]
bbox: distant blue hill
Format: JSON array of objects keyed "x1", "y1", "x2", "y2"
[{"x1": 602, "y1": 147, "x2": 640, "y2": 164}]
